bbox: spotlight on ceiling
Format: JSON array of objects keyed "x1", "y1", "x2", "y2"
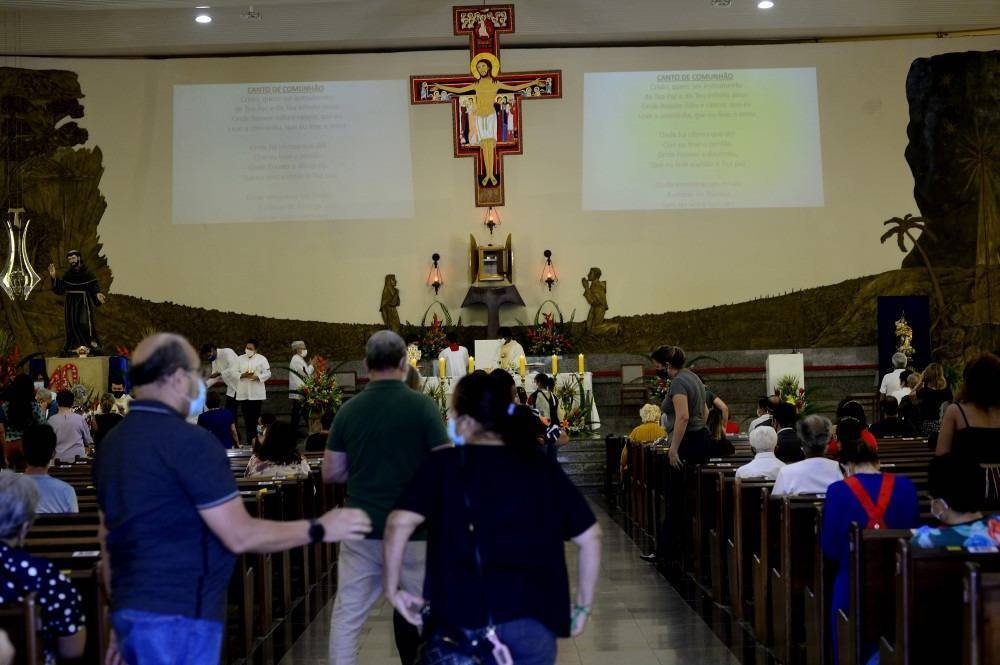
[
  {"x1": 757, "y1": 0, "x2": 775, "y2": 8},
  {"x1": 195, "y1": 13, "x2": 213, "y2": 23}
]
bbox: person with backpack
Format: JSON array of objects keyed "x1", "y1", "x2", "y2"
[
  {"x1": 528, "y1": 373, "x2": 559, "y2": 425},
  {"x1": 821, "y1": 419, "x2": 919, "y2": 665}
]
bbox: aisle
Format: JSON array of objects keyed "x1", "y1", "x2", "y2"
[{"x1": 278, "y1": 503, "x2": 738, "y2": 665}]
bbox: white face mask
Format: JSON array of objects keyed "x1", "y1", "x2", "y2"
[
  {"x1": 245, "y1": 348, "x2": 255, "y2": 357},
  {"x1": 300, "y1": 349, "x2": 308, "y2": 358}
]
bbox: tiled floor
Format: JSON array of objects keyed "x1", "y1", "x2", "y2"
[{"x1": 277, "y1": 503, "x2": 738, "y2": 665}]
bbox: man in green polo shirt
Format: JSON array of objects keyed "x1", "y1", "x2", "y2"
[{"x1": 323, "y1": 330, "x2": 449, "y2": 665}]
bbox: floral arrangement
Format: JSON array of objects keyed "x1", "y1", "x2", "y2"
[
  {"x1": 775, "y1": 374, "x2": 809, "y2": 413},
  {"x1": 423, "y1": 379, "x2": 448, "y2": 420},
  {"x1": 290, "y1": 356, "x2": 344, "y2": 416},
  {"x1": 0, "y1": 330, "x2": 21, "y2": 392},
  {"x1": 49, "y1": 364, "x2": 80, "y2": 392},
  {"x1": 645, "y1": 376, "x2": 670, "y2": 405},
  {"x1": 554, "y1": 374, "x2": 596, "y2": 437},
  {"x1": 413, "y1": 301, "x2": 462, "y2": 358},
  {"x1": 525, "y1": 301, "x2": 575, "y2": 356}
]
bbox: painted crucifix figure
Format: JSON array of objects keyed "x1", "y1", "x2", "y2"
[{"x1": 411, "y1": 5, "x2": 561, "y2": 206}]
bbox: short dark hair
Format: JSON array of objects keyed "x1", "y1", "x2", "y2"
[
  {"x1": 836, "y1": 399, "x2": 868, "y2": 428},
  {"x1": 836, "y1": 418, "x2": 879, "y2": 465},
  {"x1": 772, "y1": 402, "x2": 798, "y2": 428},
  {"x1": 880, "y1": 395, "x2": 899, "y2": 417},
  {"x1": 23, "y1": 424, "x2": 57, "y2": 468},
  {"x1": 446, "y1": 331, "x2": 459, "y2": 344},
  {"x1": 200, "y1": 343, "x2": 217, "y2": 356},
  {"x1": 959, "y1": 353, "x2": 1000, "y2": 409},
  {"x1": 55, "y1": 390, "x2": 75, "y2": 408},
  {"x1": 260, "y1": 412, "x2": 277, "y2": 428},
  {"x1": 206, "y1": 391, "x2": 222, "y2": 409},
  {"x1": 404, "y1": 334, "x2": 419, "y2": 345},
  {"x1": 246, "y1": 339, "x2": 259, "y2": 348},
  {"x1": 129, "y1": 337, "x2": 193, "y2": 386},
  {"x1": 757, "y1": 397, "x2": 772, "y2": 412},
  {"x1": 365, "y1": 330, "x2": 406, "y2": 371},
  {"x1": 490, "y1": 368, "x2": 515, "y2": 397},
  {"x1": 651, "y1": 345, "x2": 685, "y2": 369},
  {"x1": 928, "y1": 454, "x2": 982, "y2": 513},
  {"x1": 498, "y1": 327, "x2": 513, "y2": 339}
]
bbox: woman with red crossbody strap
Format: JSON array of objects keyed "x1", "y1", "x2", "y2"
[{"x1": 821, "y1": 418, "x2": 920, "y2": 665}]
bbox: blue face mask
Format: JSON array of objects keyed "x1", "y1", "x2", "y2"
[
  {"x1": 447, "y1": 418, "x2": 466, "y2": 446},
  {"x1": 187, "y1": 377, "x2": 207, "y2": 418}
]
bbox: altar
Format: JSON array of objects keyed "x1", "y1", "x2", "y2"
[{"x1": 422, "y1": 370, "x2": 601, "y2": 430}]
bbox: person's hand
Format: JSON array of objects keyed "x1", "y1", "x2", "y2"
[
  {"x1": 387, "y1": 589, "x2": 426, "y2": 627},
  {"x1": 319, "y1": 508, "x2": 372, "y2": 542},
  {"x1": 209, "y1": 372, "x2": 221, "y2": 379},
  {"x1": 104, "y1": 629, "x2": 125, "y2": 665},
  {"x1": 240, "y1": 372, "x2": 254, "y2": 380},
  {"x1": 48, "y1": 263, "x2": 56, "y2": 278},
  {"x1": 668, "y1": 447, "x2": 682, "y2": 469},
  {"x1": 97, "y1": 293, "x2": 107, "y2": 304},
  {"x1": 570, "y1": 605, "x2": 591, "y2": 637}
]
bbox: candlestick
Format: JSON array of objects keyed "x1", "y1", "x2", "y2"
[
  {"x1": 518, "y1": 355, "x2": 527, "y2": 378},
  {"x1": 551, "y1": 354, "x2": 558, "y2": 375},
  {"x1": 578, "y1": 353, "x2": 585, "y2": 374},
  {"x1": 468, "y1": 356, "x2": 475, "y2": 374},
  {"x1": 439, "y1": 357, "x2": 446, "y2": 379}
]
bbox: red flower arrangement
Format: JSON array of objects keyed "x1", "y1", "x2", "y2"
[
  {"x1": 419, "y1": 313, "x2": 450, "y2": 358},
  {"x1": 526, "y1": 312, "x2": 573, "y2": 356}
]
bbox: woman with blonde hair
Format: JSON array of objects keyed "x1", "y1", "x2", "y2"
[{"x1": 621, "y1": 404, "x2": 666, "y2": 475}]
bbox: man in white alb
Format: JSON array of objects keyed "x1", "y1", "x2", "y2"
[
  {"x1": 438, "y1": 332, "x2": 469, "y2": 378},
  {"x1": 288, "y1": 340, "x2": 314, "y2": 434},
  {"x1": 497, "y1": 327, "x2": 525, "y2": 372},
  {"x1": 234, "y1": 339, "x2": 271, "y2": 444},
  {"x1": 201, "y1": 343, "x2": 240, "y2": 416},
  {"x1": 879, "y1": 352, "x2": 909, "y2": 397}
]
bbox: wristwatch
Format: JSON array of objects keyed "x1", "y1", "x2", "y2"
[{"x1": 308, "y1": 519, "x2": 325, "y2": 544}]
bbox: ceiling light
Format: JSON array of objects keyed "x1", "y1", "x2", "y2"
[
  {"x1": 195, "y1": 5, "x2": 210, "y2": 8},
  {"x1": 195, "y1": 13, "x2": 212, "y2": 23},
  {"x1": 757, "y1": 0, "x2": 775, "y2": 8}
]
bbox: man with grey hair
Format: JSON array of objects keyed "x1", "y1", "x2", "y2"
[
  {"x1": 735, "y1": 426, "x2": 785, "y2": 480},
  {"x1": 323, "y1": 330, "x2": 450, "y2": 665},
  {"x1": 96, "y1": 333, "x2": 372, "y2": 664},
  {"x1": 0, "y1": 471, "x2": 86, "y2": 662},
  {"x1": 879, "y1": 352, "x2": 909, "y2": 397},
  {"x1": 771, "y1": 415, "x2": 844, "y2": 496},
  {"x1": 288, "y1": 339, "x2": 314, "y2": 433}
]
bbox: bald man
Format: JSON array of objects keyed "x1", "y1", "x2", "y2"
[{"x1": 95, "y1": 333, "x2": 372, "y2": 665}]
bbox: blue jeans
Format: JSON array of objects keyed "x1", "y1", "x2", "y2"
[{"x1": 111, "y1": 609, "x2": 223, "y2": 665}]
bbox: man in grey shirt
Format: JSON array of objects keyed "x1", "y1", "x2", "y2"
[{"x1": 22, "y1": 424, "x2": 78, "y2": 513}]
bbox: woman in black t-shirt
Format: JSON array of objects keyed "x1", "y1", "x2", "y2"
[{"x1": 384, "y1": 373, "x2": 602, "y2": 665}]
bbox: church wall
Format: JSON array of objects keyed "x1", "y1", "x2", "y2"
[{"x1": 18, "y1": 35, "x2": 1000, "y2": 327}]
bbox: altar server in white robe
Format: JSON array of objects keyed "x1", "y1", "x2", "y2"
[
  {"x1": 201, "y1": 343, "x2": 240, "y2": 415},
  {"x1": 235, "y1": 339, "x2": 271, "y2": 443},
  {"x1": 438, "y1": 332, "x2": 470, "y2": 378},
  {"x1": 288, "y1": 340, "x2": 314, "y2": 434}
]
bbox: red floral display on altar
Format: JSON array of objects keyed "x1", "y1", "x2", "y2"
[
  {"x1": 49, "y1": 364, "x2": 80, "y2": 392},
  {"x1": 526, "y1": 312, "x2": 572, "y2": 356},
  {"x1": 419, "y1": 313, "x2": 450, "y2": 358},
  {"x1": 0, "y1": 345, "x2": 21, "y2": 391},
  {"x1": 291, "y1": 356, "x2": 344, "y2": 415}
]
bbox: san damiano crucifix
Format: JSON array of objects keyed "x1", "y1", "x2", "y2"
[{"x1": 410, "y1": 5, "x2": 562, "y2": 207}]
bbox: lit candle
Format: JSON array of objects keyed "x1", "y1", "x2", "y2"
[
  {"x1": 468, "y1": 356, "x2": 475, "y2": 374},
  {"x1": 551, "y1": 354, "x2": 558, "y2": 375},
  {"x1": 409, "y1": 358, "x2": 417, "y2": 368},
  {"x1": 578, "y1": 353, "x2": 585, "y2": 374},
  {"x1": 439, "y1": 357, "x2": 446, "y2": 379},
  {"x1": 518, "y1": 355, "x2": 527, "y2": 378}
]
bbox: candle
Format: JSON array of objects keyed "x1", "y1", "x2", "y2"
[
  {"x1": 409, "y1": 358, "x2": 417, "y2": 368},
  {"x1": 578, "y1": 353, "x2": 585, "y2": 374},
  {"x1": 551, "y1": 354, "x2": 558, "y2": 375},
  {"x1": 468, "y1": 356, "x2": 475, "y2": 374},
  {"x1": 439, "y1": 357, "x2": 446, "y2": 379},
  {"x1": 518, "y1": 355, "x2": 527, "y2": 378}
]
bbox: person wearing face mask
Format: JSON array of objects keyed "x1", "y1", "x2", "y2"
[
  {"x1": 234, "y1": 339, "x2": 271, "y2": 444},
  {"x1": 911, "y1": 454, "x2": 998, "y2": 549},
  {"x1": 323, "y1": 330, "x2": 449, "y2": 665},
  {"x1": 820, "y1": 421, "x2": 919, "y2": 664},
  {"x1": 95, "y1": 333, "x2": 373, "y2": 665},
  {"x1": 288, "y1": 340, "x2": 314, "y2": 435},
  {"x1": 200, "y1": 343, "x2": 240, "y2": 416}
]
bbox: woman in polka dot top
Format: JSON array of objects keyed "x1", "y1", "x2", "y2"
[{"x1": 0, "y1": 471, "x2": 86, "y2": 664}]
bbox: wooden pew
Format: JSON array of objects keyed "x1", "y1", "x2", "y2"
[
  {"x1": 963, "y1": 564, "x2": 1000, "y2": 665},
  {"x1": 0, "y1": 594, "x2": 41, "y2": 665},
  {"x1": 727, "y1": 478, "x2": 773, "y2": 629},
  {"x1": 882, "y1": 541, "x2": 1000, "y2": 665},
  {"x1": 770, "y1": 495, "x2": 824, "y2": 665}
]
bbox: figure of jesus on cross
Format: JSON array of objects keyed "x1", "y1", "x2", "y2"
[{"x1": 411, "y1": 5, "x2": 562, "y2": 206}]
